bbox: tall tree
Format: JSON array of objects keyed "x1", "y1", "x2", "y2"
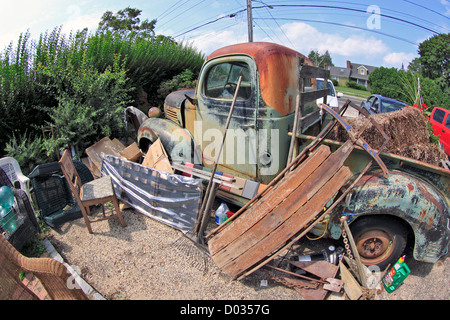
[
  {"x1": 98, "y1": 7, "x2": 157, "y2": 38},
  {"x1": 307, "y1": 50, "x2": 334, "y2": 68},
  {"x1": 417, "y1": 33, "x2": 449, "y2": 92}
]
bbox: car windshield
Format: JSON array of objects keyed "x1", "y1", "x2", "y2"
[
  {"x1": 380, "y1": 97, "x2": 406, "y2": 112},
  {"x1": 316, "y1": 79, "x2": 336, "y2": 97}
]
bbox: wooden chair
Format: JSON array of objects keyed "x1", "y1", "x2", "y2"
[
  {"x1": 0, "y1": 233, "x2": 89, "y2": 300},
  {"x1": 58, "y1": 150, "x2": 126, "y2": 234}
]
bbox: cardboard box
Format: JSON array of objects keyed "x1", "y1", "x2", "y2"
[
  {"x1": 142, "y1": 138, "x2": 173, "y2": 174},
  {"x1": 120, "y1": 142, "x2": 142, "y2": 162},
  {"x1": 86, "y1": 137, "x2": 124, "y2": 178}
]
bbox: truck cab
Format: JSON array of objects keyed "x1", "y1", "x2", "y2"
[
  {"x1": 139, "y1": 42, "x2": 324, "y2": 185},
  {"x1": 137, "y1": 42, "x2": 449, "y2": 269}
]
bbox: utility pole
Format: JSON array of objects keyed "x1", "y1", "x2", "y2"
[{"x1": 247, "y1": 0, "x2": 253, "y2": 42}]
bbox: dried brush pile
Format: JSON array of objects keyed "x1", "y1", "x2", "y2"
[{"x1": 328, "y1": 106, "x2": 447, "y2": 166}]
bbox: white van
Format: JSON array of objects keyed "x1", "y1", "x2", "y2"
[{"x1": 315, "y1": 78, "x2": 343, "y2": 110}]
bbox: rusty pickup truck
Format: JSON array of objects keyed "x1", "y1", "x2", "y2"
[{"x1": 137, "y1": 42, "x2": 449, "y2": 270}]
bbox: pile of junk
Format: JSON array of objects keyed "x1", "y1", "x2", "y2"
[{"x1": 0, "y1": 104, "x2": 412, "y2": 300}]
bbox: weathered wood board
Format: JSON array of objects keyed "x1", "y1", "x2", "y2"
[{"x1": 208, "y1": 141, "x2": 354, "y2": 279}]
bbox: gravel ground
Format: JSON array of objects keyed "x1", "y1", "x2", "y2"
[{"x1": 47, "y1": 205, "x2": 449, "y2": 301}]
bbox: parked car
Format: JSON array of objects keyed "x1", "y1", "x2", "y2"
[
  {"x1": 360, "y1": 94, "x2": 407, "y2": 115},
  {"x1": 315, "y1": 78, "x2": 343, "y2": 110},
  {"x1": 429, "y1": 106, "x2": 450, "y2": 156}
]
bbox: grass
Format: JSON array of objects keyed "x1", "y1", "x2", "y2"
[{"x1": 335, "y1": 85, "x2": 372, "y2": 99}]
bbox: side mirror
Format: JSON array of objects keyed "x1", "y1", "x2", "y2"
[
  {"x1": 337, "y1": 92, "x2": 343, "y2": 98},
  {"x1": 185, "y1": 94, "x2": 197, "y2": 106}
]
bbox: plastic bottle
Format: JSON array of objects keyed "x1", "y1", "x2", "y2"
[
  {"x1": 0, "y1": 186, "x2": 14, "y2": 218},
  {"x1": 215, "y1": 201, "x2": 229, "y2": 225},
  {"x1": 382, "y1": 255, "x2": 411, "y2": 293}
]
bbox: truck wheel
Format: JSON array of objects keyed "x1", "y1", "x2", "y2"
[{"x1": 349, "y1": 215, "x2": 408, "y2": 270}]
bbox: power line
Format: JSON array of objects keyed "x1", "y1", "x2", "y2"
[
  {"x1": 403, "y1": 0, "x2": 450, "y2": 20},
  {"x1": 171, "y1": 1, "x2": 441, "y2": 46},
  {"x1": 268, "y1": 4, "x2": 441, "y2": 34},
  {"x1": 173, "y1": 8, "x2": 248, "y2": 38},
  {"x1": 169, "y1": 3, "x2": 244, "y2": 37},
  {"x1": 263, "y1": 5, "x2": 296, "y2": 49},
  {"x1": 157, "y1": 0, "x2": 207, "y2": 30},
  {"x1": 255, "y1": 17, "x2": 418, "y2": 46},
  {"x1": 156, "y1": 0, "x2": 182, "y2": 21},
  {"x1": 157, "y1": 0, "x2": 190, "y2": 22}
]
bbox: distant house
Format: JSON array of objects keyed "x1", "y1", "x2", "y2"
[{"x1": 329, "y1": 60, "x2": 377, "y2": 89}]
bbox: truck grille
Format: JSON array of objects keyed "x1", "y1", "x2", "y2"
[{"x1": 166, "y1": 108, "x2": 179, "y2": 124}]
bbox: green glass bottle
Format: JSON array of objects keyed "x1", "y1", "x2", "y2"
[{"x1": 382, "y1": 255, "x2": 411, "y2": 293}]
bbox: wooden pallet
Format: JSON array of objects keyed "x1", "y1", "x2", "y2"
[{"x1": 208, "y1": 140, "x2": 355, "y2": 279}]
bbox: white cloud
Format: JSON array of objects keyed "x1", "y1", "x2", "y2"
[
  {"x1": 0, "y1": 1, "x2": 102, "y2": 49},
  {"x1": 187, "y1": 29, "x2": 247, "y2": 56},
  {"x1": 185, "y1": 21, "x2": 392, "y2": 63},
  {"x1": 383, "y1": 52, "x2": 416, "y2": 68},
  {"x1": 441, "y1": 0, "x2": 450, "y2": 16},
  {"x1": 61, "y1": 5, "x2": 102, "y2": 34},
  {"x1": 280, "y1": 22, "x2": 388, "y2": 58},
  {"x1": 0, "y1": 0, "x2": 55, "y2": 49}
]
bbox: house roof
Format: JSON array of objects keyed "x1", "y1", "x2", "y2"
[
  {"x1": 349, "y1": 63, "x2": 377, "y2": 80},
  {"x1": 328, "y1": 62, "x2": 377, "y2": 81},
  {"x1": 329, "y1": 66, "x2": 351, "y2": 78}
]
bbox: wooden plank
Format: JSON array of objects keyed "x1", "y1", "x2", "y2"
[
  {"x1": 210, "y1": 141, "x2": 353, "y2": 263},
  {"x1": 211, "y1": 147, "x2": 350, "y2": 268},
  {"x1": 340, "y1": 261, "x2": 363, "y2": 300},
  {"x1": 299, "y1": 109, "x2": 321, "y2": 132},
  {"x1": 300, "y1": 89, "x2": 329, "y2": 105},
  {"x1": 221, "y1": 166, "x2": 351, "y2": 278},
  {"x1": 208, "y1": 145, "x2": 331, "y2": 256},
  {"x1": 299, "y1": 65, "x2": 330, "y2": 79}
]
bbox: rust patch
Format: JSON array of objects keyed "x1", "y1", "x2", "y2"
[
  {"x1": 207, "y1": 42, "x2": 314, "y2": 116},
  {"x1": 407, "y1": 182, "x2": 414, "y2": 194}
]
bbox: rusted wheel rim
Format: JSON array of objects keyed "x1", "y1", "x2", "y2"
[{"x1": 355, "y1": 230, "x2": 394, "y2": 266}]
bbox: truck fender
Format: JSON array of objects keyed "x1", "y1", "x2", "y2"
[
  {"x1": 137, "y1": 117, "x2": 197, "y2": 164},
  {"x1": 330, "y1": 170, "x2": 449, "y2": 263}
]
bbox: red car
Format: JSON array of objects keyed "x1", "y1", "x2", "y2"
[{"x1": 429, "y1": 107, "x2": 450, "y2": 156}]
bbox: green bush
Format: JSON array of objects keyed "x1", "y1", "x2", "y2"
[
  {"x1": 84, "y1": 31, "x2": 204, "y2": 106},
  {"x1": 0, "y1": 26, "x2": 205, "y2": 160},
  {"x1": 157, "y1": 69, "x2": 198, "y2": 100},
  {"x1": 37, "y1": 51, "x2": 133, "y2": 156},
  {"x1": 370, "y1": 66, "x2": 448, "y2": 111},
  {"x1": 346, "y1": 80, "x2": 367, "y2": 91},
  {"x1": 4, "y1": 133, "x2": 48, "y2": 175}
]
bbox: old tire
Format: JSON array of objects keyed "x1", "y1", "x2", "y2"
[{"x1": 349, "y1": 215, "x2": 408, "y2": 270}]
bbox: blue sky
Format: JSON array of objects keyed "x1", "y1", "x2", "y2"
[{"x1": 1, "y1": 0, "x2": 449, "y2": 69}]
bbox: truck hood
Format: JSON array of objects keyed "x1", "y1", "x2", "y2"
[{"x1": 165, "y1": 88, "x2": 195, "y2": 110}]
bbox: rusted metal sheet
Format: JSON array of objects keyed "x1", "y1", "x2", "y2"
[
  {"x1": 137, "y1": 117, "x2": 197, "y2": 163},
  {"x1": 207, "y1": 42, "x2": 314, "y2": 116},
  {"x1": 345, "y1": 170, "x2": 450, "y2": 263},
  {"x1": 208, "y1": 141, "x2": 353, "y2": 279}
]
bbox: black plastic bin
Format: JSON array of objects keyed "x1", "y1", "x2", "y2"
[{"x1": 28, "y1": 161, "x2": 94, "y2": 228}]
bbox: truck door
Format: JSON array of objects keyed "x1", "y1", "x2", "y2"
[
  {"x1": 431, "y1": 108, "x2": 450, "y2": 155},
  {"x1": 195, "y1": 56, "x2": 258, "y2": 180}
]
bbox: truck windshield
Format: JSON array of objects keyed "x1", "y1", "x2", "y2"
[
  {"x1": 205, "y1": 62, "x2": 251, "y2": 100},
  {"x1": 316, "y1": 79, "x2": 336, "y2": 97}
]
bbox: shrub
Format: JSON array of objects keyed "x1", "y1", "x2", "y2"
[
  {"x1": 0, "y1": 26, "x2": 205, "y2": 158},
  {"x1": 4, "y1": 133, "x2": 48, "y2": 175},
  {"x1": 346, "y1": 80, "x2": 367, "y2": 91},
  {"x1": 37, "y1": 52, "x2": 133, "y2": 156},
  {"x1": 157, "y1": 69, "x2": 198, "y2": 99}
]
